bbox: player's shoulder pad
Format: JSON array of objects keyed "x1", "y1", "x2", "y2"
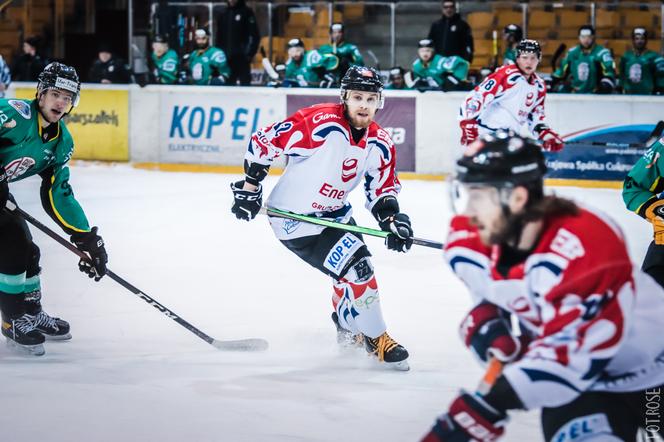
[
  {"x1": 299, "y1": 102, "x2": 344, "y2": 124},
  {"x1": 54, "y1": 121, "x2": 75, "y2": 164},
  {"x1": 369, "y1": 122, "x2": 394, "y2": 147}
]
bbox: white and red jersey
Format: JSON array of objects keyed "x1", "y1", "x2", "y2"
[
  {"x1": 247, "y1": 103, "x2": 400, "y2": 239},
  {"x1": 459, "y1": 64, "x2": 547, "y2": 138},
  {"x1": 444, "y1": 208, "x2": 664, "y2": 410}
]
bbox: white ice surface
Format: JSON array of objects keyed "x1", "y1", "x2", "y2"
[{"x1": 0, "y1": 164, "x2": 651, "y2": 442}]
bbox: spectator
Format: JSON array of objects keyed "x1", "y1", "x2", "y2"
[
  {"x1": 0, "y1": 54, "x2": 10, "y2": 98},
  {"x1": 150, "y1": 34, "x2": 179, "y2": 84},
  {"x1": 88, "y1": 43, "x2": 132, "y2": 84},
  {"x1": 283, "y1": 38, "x2": 338, "y2": 88},
  {"x1": 551, "y1": 25, "x2": 616, "y2": 94},
  {"x1": 620, "y1": 28, "x2": 664, "y2": 95},
  {"x1": 318, "y1": 23, "x2": 364, "y2": 83},
  {"x1": 385, "y1": 66, "x2": 410, "y2": 90},
  {"x1": 187, "y1": 29, "x2": 231, "y2": 86},
  {"x1": 427, "y1": 1, "x2": 473, "y2": 62},
  {"x1": 412, "y1": 39, "x2": 470, "y2": 91},
  {"x1": 11, "y1": 36, "x2": 46, "y2": 81},
  {"x1": 216, "y1": 0, "x2": 259, "y2": 86},
  {"x1": 502, "y1": 24, "x2": 522, "y2": 65}
]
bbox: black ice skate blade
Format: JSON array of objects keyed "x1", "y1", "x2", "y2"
[
  {"x1": 43, "y1": 333, "x2": 72, "y2": 341},
  {"x1": 5, "y1": 338, "x2": 45, "y2": 356}
]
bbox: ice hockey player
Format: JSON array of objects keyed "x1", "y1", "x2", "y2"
[
  {"x1": 412, "y1": 39, "x2": 470, "y2": 91},
  {"x1": 501, "y1": 24, "x2": 522, "y2": 65},
  {"x1": 230, "y1": 66, "x2": 412, "y2": 370},
  {"x1": 421, "y1": 131, "x2": 664, "y2": 441},
  {"x1": 623, "y1": 135, "x2": 664, "y2": 288},
  {"x1": 318, "y1": 23, "x2": 364, "y2": 83},
  {"x1": 619, "y1": 27, "x2": 664, "y2": 95},
  {"x1": 0, "y1": 63, "x2": 108, "y2": 356},
  {"x1": 187, "y1": 28, "x2": 231, "y2": 86},
  {"x1": 150, "y1": 34, "x2": 179, "y2": 85},
  {"x1": 283, "y1": 38, "x2": 339, "y2": 88},
  {"x1": 551, "y1": 25, "x2": 616, "y2": 94},
  {"x1": 459, "y1": 39, "x2": 564, "y2": 152},
  {"x1": 385, "y1": 66, "x2": 410, "y2": 90}
]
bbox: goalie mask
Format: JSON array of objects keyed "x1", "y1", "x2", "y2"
[{"x1": 37, "y1": 62, "x2": 81, "y2": 110}]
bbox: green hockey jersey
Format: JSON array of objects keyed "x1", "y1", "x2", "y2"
[
  {"x1": 318, "y1": 42, "x2": 364, "y2": 67},
  {"x1": 284, "y1": 50, "x2": 339, "y2": 87},
  {"x1": 623, "y1": 137, "x2": 664, "y2": 218},
  {"x1": 620, "y1": 49, "x2": 664, "y2": 95},
  {"x1": 412, "y1": 54, "x2": 469, "y2": 87},
  {"x1": 188, "y1": 46, "x2": 231, "y2": 85},
  {"x1": 0, "y1": 98, "x2": 90, "y2": 234},
  {"x1": 552, "y1": 43, "x2": 616, "y2": 93},
  {"x1": 151, "y1": 48, "x2": 179, "y2": 84},
  {"x1": 503, "y1": 47, "x2": 517, "y2": 65}
]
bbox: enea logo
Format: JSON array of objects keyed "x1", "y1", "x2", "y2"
[
  {"x1": 341, "y1": 158, "x2": 358, "y2": 182},
  {"x1": 169, "y1": 105, "x2": 261, "y2": 140}
]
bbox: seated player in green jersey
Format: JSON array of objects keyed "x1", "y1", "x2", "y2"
[
  {"x1": 620, "y1": 28, "x2": 664, "y2": 95},
  {"x1": 502, "y1": 24, "x2": 522, "y2": 66},
  {"x1": 411, "y1": 39, "x2": 471, "y2": 91},
  {"x1": 283, "y1": 38, "x2": 339, "y2": 88},
  {"x1": 150, "y1": 34, "x2": 179, "y2": 85},
  {"x1": 0, "y1": 62, "x2": 108, "y2": 356},
  {"x1": 385, "y1": 67, "x2": 411, "y2": 90},
  {"x1": 187, "y1": 28, "x2": 231, "y2": 86},
  {"x1": 551, "y1": 25, "x2": 617, "y2": 94},
  {"x1": 317, "y1": 23, "x2": 364, "y2": 84}
]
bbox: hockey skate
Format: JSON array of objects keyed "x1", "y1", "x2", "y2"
[
  {"x1": 27, "y1": 310, "x2": 71, "y2": 341},
  {"x1": 364, "y1": 332, "x2": 409, "y2": 371},
  {"x1": 331, "y1": 312, "x2": 364, "y2": 349},
  {"x1": 1, "y1": 313, "x2": 45, "y2": 356},
  {"x1": 24, "y1": 290, "x2": 71, "y2": 340}
]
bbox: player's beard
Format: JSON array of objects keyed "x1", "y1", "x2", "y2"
[{"x1": 345, "y1": 107, "x2": 376, "y2": 129}]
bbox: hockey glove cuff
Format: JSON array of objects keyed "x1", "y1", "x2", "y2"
[
  {"x1": 535, "y1": 125, "x2": 564, "y2": 152},
  {"x1": 459, "y1": 119, "x2": 479, "y2": 146},
  {"x1": 231, "y1": 181, "x2": 263, "y2": 221},
  {"x1": 645, "y1": 198, "x2": 664, "y2": 245},
  {"x1": 71, "y1": 227, "x2": 108, "y2": 281},
  {"x1": 459, "y1": 302, "x2": 523, "y2": 364},
  {"x1": 421, "y1": 390, "x2": 508, "y2": 442},
  {"x1": 0, "y1": 166, "x2": 8, "y2": 210}
]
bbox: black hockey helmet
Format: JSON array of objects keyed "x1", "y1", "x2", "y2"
[
  {"x1": 503, "y1": 24, "x2": 523, "y2": 41},
  {"x1": 340, "y1": 66, "x2": 384, "y2": 108},
  {"x1": 578, "y1": 24, "x2": 595, "y2": 37},
  {"x1": 516, "y1": 39, "x2": 542, "y2": 59},
  {"x1": 153, "y1": 34, "x2": 169, "y2": 44},
  {"x1": 287, "y1": 38, "x2": 305, "y2": 49},
  {"x1": 37, "y1": 62, "x2": 81, "y2": 108},
  {"x1": 418, "y1": 38, "x2": 435, "y2": 49},
  {"x1": 455, "y1": 131, "x2": 547, "y2": 188}
]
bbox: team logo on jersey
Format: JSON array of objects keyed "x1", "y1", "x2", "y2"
[
  {"x1": 8, "y1": 100, "x2": 31, "y2": 119},
  {"x1": 341, "y1": 158, "x2": 358, "y2": 182},
  {"x1": 4, "y1": 157, "x2": 36, "y2": 181},
  {"x1": 525, "y1": 92, "x2": 534, "y2": 106}
]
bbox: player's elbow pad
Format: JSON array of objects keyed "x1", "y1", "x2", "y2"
[{"x1": 244, "y1": 159, "x2": 270, "y2": 186}]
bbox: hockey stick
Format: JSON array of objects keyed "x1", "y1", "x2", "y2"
[
  {"x1": 477, "y1": 358, "x2": 503, "y2": 395},
  {"x1": 565, "y1": 120, "x2": 664, "y2": 148},
  {"x1": 260, "y1": 46, "x2": 279, "y2": 81},
  {"x1": 5, "y1": 201, "x2": 268, "y2": 352},
  {"x1": 550, "y1": 43, "x2": 566, "y2": 71},
  {"x1": 261, "y1": 206, "x2": 444, "y2": 250}
]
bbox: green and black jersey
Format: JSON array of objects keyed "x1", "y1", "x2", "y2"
[{"x1": 623, "y1": 137, "x2": 664, "y2": 218}]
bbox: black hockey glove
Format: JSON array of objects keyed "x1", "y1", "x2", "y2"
[
  {"x1": 71, "y1": 227, "x2": 108, "y2": 281},
  {"x1": 230, "y1": 181, "x2": 262, "y2": 221},
  {"x1": 0, "y1": 166, "x2": 8, "y2": 210},
  {"x1": 372, "y1": 196, "x2": 414, "y2": 253}
]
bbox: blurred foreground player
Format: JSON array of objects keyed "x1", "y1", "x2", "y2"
[
  {"x1": 422, "y1": 132, "x2": 664, "y2": 441},
  {"x1": 230, "y1": 66, "x2": 413, "y2": 370},
  {"x1": 0, "y1": 63, "x2": 108, "y2": 356}
]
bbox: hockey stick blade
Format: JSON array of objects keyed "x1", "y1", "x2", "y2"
[
  {"x1": 212, "y1": 338, "x2": 269, "y2": 351},
  {"x1": 262, "y1": 57, "x2": 279, "y2": 80}
]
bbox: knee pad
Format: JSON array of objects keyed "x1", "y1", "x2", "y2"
[
  {"x1": 341, "y1": 256, "x2": 374, "y2": 284},
  {"x1": 550, "y1": 413, "x2": 623, "y2": 442}
]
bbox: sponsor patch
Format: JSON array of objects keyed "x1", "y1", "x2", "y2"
[
  {"x1": 55, "y1": 76, "x2": 78, "y2": 93},
  {"x1": 551, "y1": 413, "x2": 613, "y2": 441},
  {"x1": 8, "y1": 100, "x2": 31, "y2": 119},
  {"x1": 323, "y1": 233, "x2": 363, "y2": 276}
]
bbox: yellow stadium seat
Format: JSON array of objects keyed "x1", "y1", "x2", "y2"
[
  {"x1": 467, "y1": 12, "x2": 495, "y2": 31},
  {"x1": 624, "y1": 9, "x2": 657, "y2": 30},
  {"x1": 343, "y1": 4, "x2": 364, "y2": 23},
  {"x1": 556, "y1": 9, "x2": 591, "y2": 38},
  {"x1": 605, "y1": 39, "x2": 631, "y2": 57},
  {"x1": 529, "y1": 10, "x2": 555, "y2": 30},
  {"x1": 495, "y1": 9, "x2": 523, "y2": 30},
  {"x1": 288, "y1": 11, "x2": 314, "y2": 28}
]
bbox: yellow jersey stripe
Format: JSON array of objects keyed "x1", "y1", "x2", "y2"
[{"x1": 48, "y1": 174, "x2": 88, "y2": 233}]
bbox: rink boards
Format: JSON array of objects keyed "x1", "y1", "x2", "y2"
[{"x1": 10, "y1": 83, "x2": 664, "y2": 185}]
